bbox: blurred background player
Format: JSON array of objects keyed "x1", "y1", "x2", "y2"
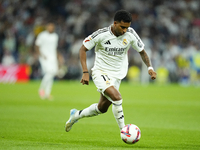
[
  {"x1": 65, "y1": 10, "x2": 156, "y2": 132},
  {"x1": 35, "y1": 22, "x2": 59, "y2": 100}
]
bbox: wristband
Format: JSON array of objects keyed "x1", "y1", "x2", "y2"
[
  {"x1": 148, "y1": 66, "x2": 154, "y2": 71},
  {"x1": 83, "y1": 71, "x2": 89, "y2": 73}
]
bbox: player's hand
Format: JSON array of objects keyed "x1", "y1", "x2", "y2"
[
  {"x1": 148, "y1": 69, "x2": 157, "y2": 80},
  {"x1": 80, "y1": 73, "x2": 89, "y2": 85}
]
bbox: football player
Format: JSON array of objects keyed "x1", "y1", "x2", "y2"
[{"x1": 65, "y1": 10, "x2": 156, "y2": 132}]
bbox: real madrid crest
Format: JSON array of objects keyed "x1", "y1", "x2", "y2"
[{"x1": 123, "y1": 39, "x2": 128, "y2": 45}]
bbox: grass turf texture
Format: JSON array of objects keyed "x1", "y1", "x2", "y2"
[{"x1": 0, "y1": 81, "x2": 200, "y2": 150}]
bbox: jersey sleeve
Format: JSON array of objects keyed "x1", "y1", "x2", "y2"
[
  {"x1": 83, "y1": 36, "x2": 95, "y2": 50},
  {"x1": 83, "y1": 30, "x2": 102, "y2": 50},
  {"x1": 55, "y1": 33, "x2": 59, "y2": 48},
  {"x1": 128, "y1": 28, "x2": 145, "y2": 52},
  {"x1": 35, "y1": 33, "x2": 43, "y2": 46}
]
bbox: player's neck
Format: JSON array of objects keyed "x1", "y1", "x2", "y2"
[
  {"x1": 111, "y1": 25, "x2": 117, "y2": 37},
  {"x1": 47, "y1": 30, "x2": 54, "y2": 34}
]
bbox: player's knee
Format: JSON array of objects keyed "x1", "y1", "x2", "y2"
[
  {"x1": 112, "y1": 93, "x2": 122, "y2": 101},
  {"x1": 98, "y1": 105, "x2": 109, "y2": 113},
  {"x1": 99, "y1": 108, "x2": 108, "y2": 113}
]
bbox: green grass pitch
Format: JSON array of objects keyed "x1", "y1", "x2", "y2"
[{"x1": 0, "y1": 81, "x2": 200, "y2": 150}]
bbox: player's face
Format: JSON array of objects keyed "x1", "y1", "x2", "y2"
[
  {"x1": 46, "y1": 23, "x2": 55, "y2": 33},
  {"x1": 113, "y1": 21, "x2": 131, "y2": 37}
]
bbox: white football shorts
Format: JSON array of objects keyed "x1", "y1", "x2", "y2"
[
  {"x1": 39, "y1": 57, "x2": 58, "y2": 75},
  {"x1": 92, "y1": 70, "x2": 121, "y2": 102}
]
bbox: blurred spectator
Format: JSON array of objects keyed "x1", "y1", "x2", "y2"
[
  {"x1": 3, "y1": 32, "x2": 16, "y2": 60},
  {"x1": 190, "y1": 47, "x2": 200, "y2": 86},
  {"x1": 1, "y1": 50, "x2": 15, "y2": 66},
  {"x1": 0, "y1": 28, "x2": 5, "y2": 63},
  {"x1": 0, "y1": 0, "x2": 200, "y2": 85}
]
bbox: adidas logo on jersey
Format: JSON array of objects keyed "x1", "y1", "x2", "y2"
[{"x1": 104, "y1": 40, "x2": 111, "y2": 44}]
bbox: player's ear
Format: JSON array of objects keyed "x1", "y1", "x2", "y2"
[{"x1": 113, "y1": 21, "x2": 118, "y2": 26}]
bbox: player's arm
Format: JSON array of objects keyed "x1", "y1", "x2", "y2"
[
  {"x1": 35, "y1": 33, "x2": 47, "y2": 60},
  {"x1": 79, "y1": 44, "x2": 89, "y2": 85},
  {"x1": 35, "y1": 45, "x2": 47, "y2": 60},
  {"x1": 139, "y1": 49, "x2": 156, "y2": 80}
]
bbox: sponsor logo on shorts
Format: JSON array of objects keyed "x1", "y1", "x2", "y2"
[{"x1": 106, "y1": 80, "x2": 110, "y2": 85}]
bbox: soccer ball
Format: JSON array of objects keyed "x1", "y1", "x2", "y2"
[{"x1": 120, "y1": 124, "x2": 141, "y2": 144}]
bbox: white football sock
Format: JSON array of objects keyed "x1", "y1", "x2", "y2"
[
  {"x1": 112, "y1": 99, "x2": 125, "y2": 130},
  {"x1": 75, "y1": 103, "x2": 102, "y2": 120},
  {"x1": 44, "y1": 74, "x2": 54, "y2": 97},
  {"x1": 40, "y1": 73, "x2": 55, "y2": 97},
  {"x1": 39, "y1": 74, "x2": 48, "y2": 91}
]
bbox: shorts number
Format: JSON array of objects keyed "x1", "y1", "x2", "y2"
[{"x1": 101, "y1": 75, "x2": 110, "y2": 81}]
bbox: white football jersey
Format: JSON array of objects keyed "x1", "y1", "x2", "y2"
[
  {"x1": 35, "y1": 31, "x2": 58, "y2": 61},
  {"x1": 83, "y1": 25, "x2": 144, "y2": 79}
]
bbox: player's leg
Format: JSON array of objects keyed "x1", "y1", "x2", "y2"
[
  {"x1": 65, "y1": 70, "x2": 123, "y2": 132},
  {"x1": 38, "y1": 59, "x2": 47, "y2": 99},
  {"x1": 39, "y1": 74, "x2": 47, "y2": 99},
  {"x1": 104, "y1": 86, "x2": 125, "y2": 130},
  {"x1": 97, "y1": 93, "x2": 112, "y2": 113},
  {"x1": 40, "y1": 60, "x2": 57, "y2": 99},
  {"x1": 65, "y1": 93, "x2": 111, "y2": 132},
  {"x1": 39, "y1": 72, "x2": 55, "y2": 99},
  {"x1": 76, "y1": 93, "x2": 112, "y2": 119},
  {"x1": 92, "y1": 70, "x2": 125, "y2": 130},
  {"x1": 43, "y1": 73, "x2": 55, "y2": 99}
]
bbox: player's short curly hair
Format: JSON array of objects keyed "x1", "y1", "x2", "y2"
[{"x1": 114, "y1": 10, "x2": 132, "y2": 23}]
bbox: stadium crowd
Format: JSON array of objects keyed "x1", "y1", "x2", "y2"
[{"x1": 0, "y1": 0, "x2": 200, "y2": 85}]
